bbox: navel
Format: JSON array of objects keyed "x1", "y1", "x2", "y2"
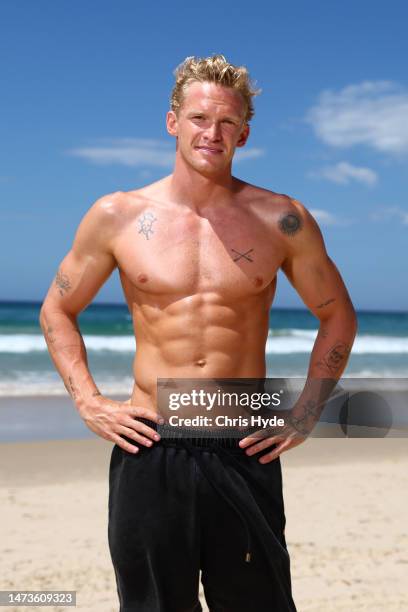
[{"x1": 195, "y1": 359, "x2": 207, "y2": 368}]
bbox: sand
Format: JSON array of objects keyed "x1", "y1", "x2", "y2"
[{"x1": 1, "y1": 435, "x2": 407, "y2": 611}]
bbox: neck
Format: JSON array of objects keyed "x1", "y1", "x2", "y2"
[{"x1": 168, "y1": 155, "x2": 236, "y2": 211}]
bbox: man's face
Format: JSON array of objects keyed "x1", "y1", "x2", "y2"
[{"x1": 166, "y1": 81, "x2": 250, "y2": 176}]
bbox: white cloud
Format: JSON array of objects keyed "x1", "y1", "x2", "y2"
[
  {"x1": 309, "y1": 208, "x2": 350, "y2": 226},
  {"x1": 69, "y1": 138, "x2": 264, "y2": 168},
  {"x1": 308, "y1": 161, "x2": 378, "y2": 186},
  {"x1": 306, "y1": 81, "x2": 408, "y2": 154},
  {"x1": 69, "y1": 139, "x2": 174, "y2": 168},
  {"x1": 233, "y1": 147, "x2": 265, "y2": 162},
  {"x1": 370, "y1": 206, "x2": 408, "y2": 225}
]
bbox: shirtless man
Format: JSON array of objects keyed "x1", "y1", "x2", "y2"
[{"x1": 39, "y1": 55, "x2": 357, "y2": 612}]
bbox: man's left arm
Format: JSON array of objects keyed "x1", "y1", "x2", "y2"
[{"x1": 240, "y1": 198, "x2": 358, "y2": 462}]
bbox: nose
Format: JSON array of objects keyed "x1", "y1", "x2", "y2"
[{"x1": 204, "y1": 121, "x2": 222, "y2": 142}]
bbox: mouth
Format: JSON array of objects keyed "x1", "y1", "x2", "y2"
[{"x1": 195, "y1": 146, "x2": 223, "y2": 155}]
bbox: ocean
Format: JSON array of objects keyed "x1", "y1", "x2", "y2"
[{"x1": 1, "y1": 300, "x2": 408, "y2": 398}]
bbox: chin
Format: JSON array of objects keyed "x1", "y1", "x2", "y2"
[
  {"x1": 196, "y1": 163, "x2": 226, "y2": 177},
  {"x1": 181, "y1": 151, "x2": 228, "y2": 175},
  {"x1": 196, "y1": 155, "x2": 228, "y2": 169}
]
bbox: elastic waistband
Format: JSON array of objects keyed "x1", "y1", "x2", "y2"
[{"x1": 136, "y1": 417, "x2": 257, "y2": 450}]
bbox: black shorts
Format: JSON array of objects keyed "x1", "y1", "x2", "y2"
[{"x1": 108, "y1": 420, "x2": 297, "y2": 612}]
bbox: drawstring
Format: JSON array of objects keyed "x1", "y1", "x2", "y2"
[{"x1": 180, "y1": 438, "x2": 253, "y2": 563}]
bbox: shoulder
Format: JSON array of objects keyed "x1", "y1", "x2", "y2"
[
  {"x1": 74, "y1": 191, "x2": 129, "y2": 250},
  {"x1": 89, "y1": 190, "x2": 130, "y2": 218},
  {"x1": 84, "y1": 189, "x2": 149, "y2": 229},
  {"x1": 276, "y1": 196, "x2": 317, "y2": 237},
  {"x1": 253, "y1": 192, "x2": 323, "y2": 245},
  {"x1": 242, "y1": 183, "x2": 319, "y2": 229},
  {"x1": 243, "y1": 186, "x2": 326, "y2": 257},
  {"x1": 84, "y1": 190, "x2": 125, "y2": 223},
  {"x1": 238, "y1": 180, "x2": 302, "y2": 216},
  {"x1": 275, "y1": 195, "x2": 327, "y2": 261}
]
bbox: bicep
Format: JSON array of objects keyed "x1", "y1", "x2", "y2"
[
  {"x1": 42, "y1": 201, "x2": 117, "y2": 316},
  {"x1": 281, "y1": 250, "x2": 350, "y2": 320},
  {"x1": 280, "y1": 202, "x2": 352, "y2": 320}
]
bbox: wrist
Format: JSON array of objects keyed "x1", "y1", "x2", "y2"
[{"x1": 73, "y1": 389, "x2": 102, "y2": 413}]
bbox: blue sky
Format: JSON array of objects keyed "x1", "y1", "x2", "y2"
[{"x1": 1, "y1": 0, "x2": 407, "y2": 311}]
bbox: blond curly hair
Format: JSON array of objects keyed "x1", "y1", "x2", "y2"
[{"x1": 170, "y1": 54, "x2": 261, "y2": 124}]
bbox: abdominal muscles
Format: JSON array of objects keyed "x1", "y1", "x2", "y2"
[{"x1": 130, "y1": 290, "x2": 271, "y2": 405}]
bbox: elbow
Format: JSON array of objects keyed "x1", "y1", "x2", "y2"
[
  {"x1": 345, "y1": 307, "x2": 359, "y2": 343},
  {"x1": 349, "y1": 308, "x2": 358, "y2": 340},
  {"x1": 39, "y1": 302, "x2": 76, "y2": 330},
  {"x1": 341, "y1": 303, "x2": 358, "y2": 339},
  {"x1": 39, "y1": 304, "x2": 48, "y2": 331},
  {"x1": 321, "y1": 302, "x2": 358, "y2": 339},
  {"x1": 38, "y1": 299, "x2": 55, "y2": 330},
  {"x1": 346, "y1": 300, "x2": 359, "y2": 338}
]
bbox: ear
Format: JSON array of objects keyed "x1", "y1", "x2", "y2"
[
  {"x1": 166, "y1": 110, "x2": 178, "y2": 137},
  {"x1": 235, "y1": 123, "x2": 250, "y2": 148}
]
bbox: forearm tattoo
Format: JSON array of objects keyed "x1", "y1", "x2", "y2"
[
  {"x1": 45, "y1": 325, "x2": 82, "y2": 355},
  {"x1": 45, "y1": 325, "x2": 56, "y2": 344},
  {"x1": 287, "y1": 399, "x2": 320, "y2": 435},
  {"x1": 138, "y1": 211, "x2": 157, "y2": 240},
  {"x1": 231, "y1": 248, "x2": 254, "y2": 262},
  {"x1": 316, "y1": 341, "x2": 350, "y2": 374},
  {"x1": 55, "y1": 269, "x2": 71, "y2": 296},
  {"x1": 278, "y1": 212, "x2": 302, "y2": 236},
  {"x1": 67, "y1": 375, "x2": 78, "y2": 399},
  {"x1": 317, "y1": 298, "x2": 336, "y2": 309},
  {"x1": 319, "y1": 327, "x2": 328, "y2": 339}
]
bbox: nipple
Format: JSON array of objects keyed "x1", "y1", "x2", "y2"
[
  {"x1": 137, "y1": 273, "x2": 148, "y2": 283},
  {"x1": 254, "y1": 276, "x2": 263, "y2": 287}
]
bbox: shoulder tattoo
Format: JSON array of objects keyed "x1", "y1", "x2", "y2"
[{"x1": 278, "y1": 212, "x2": 303, "y2": 237}]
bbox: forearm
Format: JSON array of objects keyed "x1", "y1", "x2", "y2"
[
  {"x1": 39, "y1": 306, "x2": 101, "y2": 410},
  {"x1": 289, "y1": 310, "x2": 358, "y2": 434}
]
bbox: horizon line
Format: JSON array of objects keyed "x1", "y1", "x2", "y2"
[{"x1": 0, "y1": 299, "x2": 407, "y2": 315}]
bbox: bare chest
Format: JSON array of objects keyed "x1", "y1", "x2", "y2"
[{"x1": 113, "y1": 207, "x2": 285, "y2": 298}]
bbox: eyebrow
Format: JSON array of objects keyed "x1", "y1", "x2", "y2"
[{"x1": 187, "y1": 111, "x2": 240, "y2": 121}]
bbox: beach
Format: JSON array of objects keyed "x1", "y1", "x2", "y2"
[
  {"x1": 1, "y1": 302, "x2": 408, "y2": 610},
  {"x1": 1, "y1": 430, "x2": 407, "y2": 611}
]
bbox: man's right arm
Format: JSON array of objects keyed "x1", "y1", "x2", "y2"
[
  {"x1": 39, "y1": 194, "x2": 119, "y2": 406},
  {"x1": 39, "y1": 193, "x2": 162, "y2": 453}
]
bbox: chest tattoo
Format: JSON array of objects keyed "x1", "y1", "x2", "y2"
[
  {"x1": 231, "y1": 248, "x2": 254, "y2": 263},
  {"x1": 138, "y1": 212, "x2": 157, "y2": 240}
]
